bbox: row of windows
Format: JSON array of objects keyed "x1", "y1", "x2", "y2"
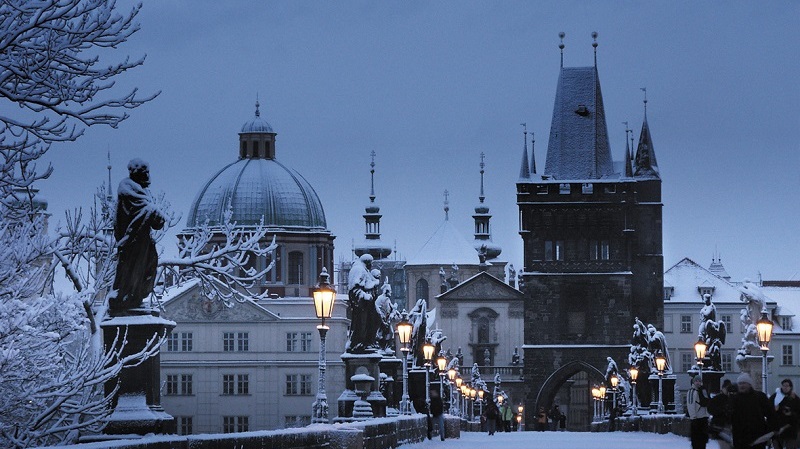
[
  {"x1": 677, "y1": 315, "x2": 733, "y2": 334},
  {"x1": 535, "y1": 183, "x2": 617, "y2": 195},
  {"x1": 543, "y1": 240, "x2": 610, "y2": 261},
  {"x1": 167, "y1": 332, "x2": 314, "y2": 353},
  {"x1": 175, "y1": 415, "x2": 311, "y2": 435},
  {"x1": 239, "y1": 250, "x2": 306, "y2": 285},
  {"x1": 165, "y1": 374, "x2": 313, "y2": 396},
  {"x1": 679, "y1": 352, "x2": 734, "y2": 372}
]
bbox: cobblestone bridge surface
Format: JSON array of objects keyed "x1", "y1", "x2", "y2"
[{"x1": 401, "y1": 430, "x2": 689, "y2": 449}]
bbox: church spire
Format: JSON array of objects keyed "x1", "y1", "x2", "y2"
[
  {"x1": 473, "y1": 153, "x2": 501, "y2": 259},
  {"x1": 623, "y1": 122, "x2": 633, "y2": 177},
  {"x1": 443, "y1": 189, "x2": 450, "y2": 221},
  {"x1": 634, "y1": 88, "x2": 660, "y2": 179},
  {"x1": 531, "y1": 132, "x2": 537, "y2": 175},
  {"x1": 353, "y1": 151, "x2": 392, "y2": 260},
  {"x1": 519, "y1": 123, "x2": 531, "y2": 180}
]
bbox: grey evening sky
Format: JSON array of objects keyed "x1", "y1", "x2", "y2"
[{"x1": 39, "y1": 1, "x2": 799, "y2": 282}]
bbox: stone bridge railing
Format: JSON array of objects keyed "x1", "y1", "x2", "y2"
[{"x1": 41, "y1": 415, "x2": 461, "y2": 449}]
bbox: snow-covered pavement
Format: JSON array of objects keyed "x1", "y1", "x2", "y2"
[{"x1": 400, "y1": 431, "x2": 693, "y2": 449}]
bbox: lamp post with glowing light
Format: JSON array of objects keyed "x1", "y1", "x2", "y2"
[
  {"x1": 655, "y1": 351, "x2": 667, "y2": 414},
  {"x1": 447, "y1": 368, "x2": 457, "y2": 416},
  {"x1": 436, "y1": 354, "x2": 447, "y2": 409},
  {"x1": 517, "y1": 405, "x2": 524, "y2": 431},
  {"x1": 610, "y1": 374, "x2": 619, "y2": 415},
  {"x1": 470, "y1": 388, "x2": 477, "y2": 422},
  {"x1": 599, "y1": 385, "x2": 607, "y2": 418},
  {"x1": 311, "y1": 268, "x2": 336, "y2": 423},
  {"x1": 757, "y1": 310, "x2": 774, "y2": 393},
  {"x1": 455, "y1": 376, "x2": 464, "y2": 418},
  {"x1": 629, "y1": 367, "x2": 639, "y2": 416},
  {"x1": 694, "y1": 338, "x2": 707, "y2": 382},
  {"x1": 423, "y1": 341, "x2": 435, "y2": 422},
  {"x1": 591, "y1": 386, "x2": 600, "y2": 422},
  {"x1": 396, "y1": 313, "x2": 413, "y2": 415}
]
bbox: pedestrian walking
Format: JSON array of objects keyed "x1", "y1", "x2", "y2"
[
  {"x1": 729, "y1": 373, "x2": 774, "y2": 449},
  {"x1": 501, "y1": 401, "x2": 514, "y2": 432},
  {"x1": 549, "y1": 404, "x2": 561, "y2": 431},
  {"x1": 769, "y1": 378, "x2": 800, "y2": 449},
  {"x1": 708, "y1": 380, "x2": 735, "y2": 449},
  {"x1": 485, "y1": 399, "x2": 499, "y2": 435},
  {"x1": 430, "y1": 389, "x2": 446, "y2": 441},
  {"x1": 686, "y1": 375, "x2": 710, "y2": 449},
  {"x1": 536, "y1": 406, "x2": 548, "y2": 431}
]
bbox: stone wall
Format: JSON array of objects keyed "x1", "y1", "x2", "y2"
[
  {"x1": 52, "y1": 415, "x2": 460, "y2": 449},
  {"x1": 590, "y1": 415, "x2": 690, "y2": 437}
]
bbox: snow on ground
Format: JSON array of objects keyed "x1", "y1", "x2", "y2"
[{"x1": 401, "y1": 431, "x2": 694, "y2": 449}]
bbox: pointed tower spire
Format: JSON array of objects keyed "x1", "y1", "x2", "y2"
[
  {"x1": 519, "y1": 123, "x2": 531, "y2": 180},
  {"x1": 473, "y1": 153, "x2": 501, "y2": 259},
  {"x1": 531, "y1": 132, "x2": 537, "y2": 175},
  {"x1": 592, "y1": 31, "x2": 598, "y2": 67},
  {"x1": 443, "y1": 189, "x2": 450, "y2": 221},
  {"x1": 106, "y1": 148, "x2": 113, "y2": 199},
  {"x1": 559, "y1": 32, "x2": 565, "y2": 68},
  {"x1": 623, "y1": 122, "x2": 633, "y2": 177},
  {"x1": 354, "y1": 151, "x2": 392, "y2": 260},
  {"x1": 634, "y1": 88, "x2": 660, "y2": 179}
]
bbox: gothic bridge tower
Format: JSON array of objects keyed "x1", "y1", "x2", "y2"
[{"x1": 516, "y1": 34, "x2": 663, "y2": 429}]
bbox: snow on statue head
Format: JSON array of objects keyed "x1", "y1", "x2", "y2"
[
  {"x1": 345, "y1": 253, "x2": 381, "y2": 353},
  {"x1": 127, "y1": 158, "x2": 151, "y2": 188}
]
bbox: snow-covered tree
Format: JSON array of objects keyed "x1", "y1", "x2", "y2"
[{"x1": 0, "y1": 0, "x2": 157, "y2": 211}]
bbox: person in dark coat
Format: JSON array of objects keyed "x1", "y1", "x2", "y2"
[
  {"x1": 769, "y1": 378, "x2": 800, "y2": 449},
  {"x1": 485, "y1": 400, "x2": 499, "y2": 435},
  {"x1": 730, "y1": 373, "x2": 774, "y2": 449},
  {"x1": 708, "y1": 380, "x2": 735, "y2": 449},
  {"x1": 430, "y1": 389, "x2": 445, "y2": 441}
]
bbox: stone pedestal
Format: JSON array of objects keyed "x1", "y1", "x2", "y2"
[
  {"x1": 336, "y1": 352, "x2": 387, "y2": 420},
  {"x1": 379, "y1": 356, "x2": 402, "y2": 415},
  {"x1": 648, "y1": 374, "x2": 677, "y2": 414},
  {"x1": 100, "y1": 308, "x2": 175, "y2": 435},
  {"x1": 739, "y1": 354, "x2": 774, "y2": 392}
]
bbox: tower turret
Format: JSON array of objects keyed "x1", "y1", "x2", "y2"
[
  {"x1": 473, "y1": 153, "x2": 502, "y2": 260},
  {"x1": 354, "y1": 151, "x2": 392, "y2": 260}
]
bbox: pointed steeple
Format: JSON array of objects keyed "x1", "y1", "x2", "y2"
[
  {"x1": 708, "y1": 253, "x2": 731, "y2": 281},
  {"x1": 518, "y1": 123, "x2": 531, "y2": 180},
  {"x1": 623, "y1": 122, "x2": 633, "y2": 177},
  {"x1": 634, "y1": 88, "x2": 660, "y2": 179},
  {"x1": 531, "y1": 132, "x2": 537, "y2": 175},
  {"x1": 543, "y1": 35, "x2": 614, "y2": 180},
  {"x1": 443, "y1": 189, "x2": 450, "y2": 221},
  {"x1": 473, "y1": 153, "x2": 502, "y2": 260},
  {"x1": 354, "y1": 151, "x2": 392, "y2": 260}
]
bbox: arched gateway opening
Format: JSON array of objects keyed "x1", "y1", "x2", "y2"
[{"x1": 534, "y1": 360, "x2": 605, "y2": 431}]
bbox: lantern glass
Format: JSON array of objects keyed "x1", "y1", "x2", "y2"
[
  {"x1": 518, "y1": 405, "x2": 523, "y2": 413},
  {"x1": 455, "y1": 377, "x2": 463, "y2": 388},
  {"x1": 448, "y1": 368, "x2": 456, "y2": 381},
  {"x1": 436, "y1": 356, "x2": 447, "y2": 372},
  {"x1": 655, "y1": 352, "x2": 667, "y2": 372},
  {"x1": 610, "y1": 375, "x2": 618, "y2": 388},
  {"x1": 422, "y1": 342, "x2": 435, "y2": 363},
  {"x1": 312, "y1": 268, "x2": 335, "y2": 322},
  {"x1": 599, "y1": 386, "x2": 606, "y2": 397},
  {"x1": 757, "y1": 312, "x2": 774, "y2": 349},
  {"x1": 694, "y1": 339, "x2": 707, "y2": 361},
  {"x1": 396, "y1": 318, "x2": 412, "y2": 347},
  {"x1": 478, "y1": 389, "x2": 484, "y2": 399},
  {"x1": 497, "y1": 395, "x2": 504, "y2": 404},
  {"x1": 629, "y1": 367, "x2": 639, "y2": 382},
  {"x1": 470, "y1": 389, "x2": 477, "y2": 399},
  {"x1": 591, "y1": 387, "x2": 600, "y2": 399}
]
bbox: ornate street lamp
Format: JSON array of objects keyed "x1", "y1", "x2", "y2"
[
  {"x1": 694, "y1": 338, "x2": 707, "y2": 382},
  {"x1": 396, "y1": 312, "x2": 413, "y2": 415},
  {"x1": 599, "y1": 385, "x2": 607, "y2": 418},
  {"x1": 447, "y1": 368, "x2": 457, "y2": 416},
  {"x1": 469, "y1": 388, "x2": 477, "y2": 422},
  {"x1": 591, "y1": 386, "x2": 600, "y2": 422},
  {"x1": 423, "y1": 341, "x2": 435, "y2": 422},
  {"x1": 610, "y1": 374, "x2": 618, "y2": 416},
  {"x1": 629, "y1": 367, "x2": 639, "y2": 416},
  {"x1": 436, "y1": 354, "x2": 447, "y2": 406},
  {"x1": 655, "y1": 351, "x2": 667, "y2": 414},
  {"x1": 311, "y1": 268, "x2": 336, "y2": 423},
  {"x1": 517, "y1": 405, "x2": 524, "y2": 431},
  {"x1": 757, "y1": 310, "x2": 774, "y2": 393}
]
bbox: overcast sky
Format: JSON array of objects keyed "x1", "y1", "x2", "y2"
[{"x1": 39, "y1": 1, "x2": 799, "y2": 282}]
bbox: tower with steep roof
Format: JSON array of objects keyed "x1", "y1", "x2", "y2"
[
  {"x1": 473, "y1": 153, "x2": 502, "y2": 260},
  {"x1": 354, "y1": 151, "x2": 392, "y2": 260},
  {"x1": 516, "y1": 34, "x2": 665, "y2": 423}
]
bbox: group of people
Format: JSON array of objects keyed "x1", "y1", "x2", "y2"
[
  {"x1": 687, "y1": 373, "x2": 800, "y2": 449},
  {"x1": 482, "y1": 399, "x2": 517, "y2": 435}
]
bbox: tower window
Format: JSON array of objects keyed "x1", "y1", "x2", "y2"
[
  {"x1": 288, "y1": 251, "x2": 303, "y2": 285},
  {"x1": 416, "y1": 278, "x2": 428, "y2": 301},
  {"x1": 544, "y1": 240, "x2": 564, "y2": 261},
  {"x1": 559, "y1": 183, "x2": 570, "y2": 194},
  {"x1": 581, "y1": 183, "x2": 593, "y2": 194},
  {"x1": 589, "y1": 240, "x2": 610, "y2": 260}
]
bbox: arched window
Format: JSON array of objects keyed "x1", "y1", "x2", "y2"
[
  {"x1": 415, "y1": 278, "x2": 428, "y2": 301},
  {"x1": 288, "y1": 251, "x2": 303, "y2": 285}
]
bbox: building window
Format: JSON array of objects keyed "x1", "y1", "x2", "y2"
[
  {"x1": 180, "y1": 374, "x2": 193, "y2": 395},
  {"x1": 223, "y1": 374, "x2": 234, "y2": 395},
  {"x1": 166, "y1": 374, "x2": 178, "y2": 395},
  {"x1": 285, "y1": 415, "x2": 311, "y2": 428},
  {"x1": 721, "y1": 315, "x2": 732, "y2": 333},
  {"x1": 287, "y1": 332, "x2": 313, "y2": 352},
  {"x1": 663, "y1": 287, "x2": 674, "y2": 301},
  {"x1": 721, "y1": 352, "x2": 733, "y2": 372},
  {"x1": 222, "y1": 374, "x2": 248, "y2": 395},
  {"x1": 166, "y1": 374, "x2": 193, "y2": 395},
  {"x1": 781, "y1": 316, "x2": 793, "y2": 331},
  {"x1": 288, "y1": 251, "x2": 303, "y2": 285},
  {"x1": 581, "y1": 183, "x2": 593, "y2": 194},
  {"x1": 223, "y1": 332, "x2": 249, "y2": 352},
  {"x1": 698, "y1": 287, "x2": 715, "y2": 297},
  {"x1": 544, "y1": 240, "x2": 564, "y2": 261},
  {"x1": 286, "y1": 374, "x2": 312, "y2": 396},
  {"x1": 603, "y1": 184, "x2": 617, "y2": 194},
  {"x1": 680, "y1": 315, "x2": 692, "y2": 333},
  {"x1": 559, "y1": 183, "x2": 570, "y2": 194},
  {"x1": 589, "y1": 240, "x2": 610, "y2": 260},
  {"x1": 167, "y1": 333, "x2": 178, "y2": 352},
  {"x1": 416, "y1": 278, "x2": 428, "y2": 301},
  {"x1": 223, "y1": 416, "x2": 249, "y2": 433},
  {"x1": 536, "y1": 185, "x2": 548, "y2": 195},
  {"x1": 167, "y1": 332, "x2": 192, "y2": 352},
  {"x1": 681, "y1": 352, "x2": 693, "y2": 372},
  {"x1": 177, "y1": 416, "x2": 193, "y2": 435},
  {"x1": 237, "y1": 374, "x2": 249, "y2": 395},
  {"x1": 783, "y1": 345, "x2": 794, "y2": 366},
  {"x1": 181, "y1": 332, "x2": 193, "y2": 352}
]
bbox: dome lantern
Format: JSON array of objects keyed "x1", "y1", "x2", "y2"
[{"x1": 239, "y1": 99, "x2": 277, "y2": 159}]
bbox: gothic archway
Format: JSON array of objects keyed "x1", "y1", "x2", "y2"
[{"x1": 534, "y1": 360, "x2": 605, "y2": 431}]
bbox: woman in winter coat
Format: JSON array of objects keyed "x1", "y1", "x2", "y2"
[
  {"x1": 769, "y1": 378, "x2": 800, "y2": 449},
  {"x1": 485, "y1": 400, "x2": 499, "y2": 435},
  {"x1": 730, "y1": 373, "x2": 774, "y2": 449}
]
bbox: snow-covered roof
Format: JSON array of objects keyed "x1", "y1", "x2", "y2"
[
  {"x1": 663, "y1": 257, "x2": 741, "y2": 302},
  {"x1": 406, "y1": 218, "x2": 479, "y2": 266},
  {"x1": 543, "y1": 66, "x2": 615, "y2": 180}
]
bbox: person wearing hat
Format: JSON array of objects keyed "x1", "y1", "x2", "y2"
[
  {"x1": 769, "y1": 378, "x2": 800, "y2": 449},
  {"x1": 730, "y1": 373, "x2": 775, "y2": 449},
  {"x1": 687, "y1": 375, "x2": 710, "y2": 449}
]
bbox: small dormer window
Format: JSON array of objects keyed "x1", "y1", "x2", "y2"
[
  {"x1": 698, "y1": 287, "x2": 715, "y2": 297},
  {"x1": 664, "y1": 287, "x2": 674, "y2": 301},
  {"x1": 781, "y1": 316, "x2": 793, "y2": 331},
  {"x1": 575, "y1": 105, "x2": 590, "y2": 116},
  {"x1": 581, "y1": 183, "x2": 593, "y2": 194},
  {"x1": 559, "y1": 183, "x2": 570, "y2": 194}
]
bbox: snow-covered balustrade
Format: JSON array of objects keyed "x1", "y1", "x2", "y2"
[{"x1": 35, "y1": 415, "x2": 458, "y2": 449}]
